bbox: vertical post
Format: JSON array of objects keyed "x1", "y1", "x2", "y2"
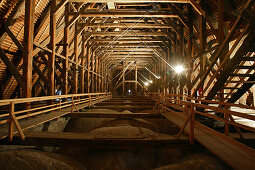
[
  {"x1": 74, "y1": 22, "x2": 78, "y2": 94},
  {"x1": 59, "y1": 98, "x2": 61, "y2": 111},
  {"x1": 224, "y1": 105, "x2": 229, "y2": 135},
  {"x1": 98, "y1": 59, "x2": 101, "y2": 92},
  {"x1": 81, "y1": 35, "x2": 85, "y2": 93},
  {"x1": 218, "y1": 0, "x2": 228, "y2": 102},
  {"x1": 8, "y1": 102, "x2": 14, "y2": 142},
  {"x1": 48, "y1": 0, "x2": 56, "y2": 96},
  {"x1": 87, "y1": 45, "x2": 90, "y2": 93},
  {"x1": 71, "y1": 96, "x2": 74, "y2": 112},
  {"x1": 122, "y1": 62, "x2": 125, "y2": 96},
  {"x1": 95, "y1": 55, "x2": 98, "y2": 93},
  {"x1": 91, "y1": 50, "x2": 94, "y2": 93},
  {"x1": 199, "y1": 15, "x2": 206, "y2": 75},
  {"x1": 23, "y1": 0, "x2": 35, "y2": 98},
  {"x1": 135, "y1": 63, "x2": 138, "y2": 96},
  {"x1": 189, "y1": 103, "x2": 195, "y2": 144},
  {"x1": 89, "y1": 95, "x2": 91, "y2": 107},
  {"x1": 187, "y1": 7, "x2": 193, "y2": 96},
  {"x1": 63, "y1": 3, "x2": 69, "y2": 95}
]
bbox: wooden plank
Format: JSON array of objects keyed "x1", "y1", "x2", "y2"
[
  {"x1": 161, "y1": 108, "x2": 255, "y2": 169},
  {"x1": 70, "y1": 112, "x2": 163, "y2": 118}
]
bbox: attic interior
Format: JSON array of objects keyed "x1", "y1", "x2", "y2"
[{"x1": 0, "y1": 0, "x2": 254, "y2": 169}]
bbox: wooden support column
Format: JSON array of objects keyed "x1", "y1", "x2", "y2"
[
  {"x1": 218, "y1": 0, "x2": 228, "y2": 101},
  {"x1": 98, "y1": 59, "x2": 101, "y2": 92},
  {"x1": 199, "y1": 14, "x2": 206, "y2": 90},
  {"x1": 48, "y1": 0, "x2": 56, "y2": 96},
  {"x1": 135, "y1": 63, "x2": 138, "y2": 96},
  {"x1": 63, "y1": 3, "x2": 69, "y2": 95},
  {"x1": 23, "y1": 0, "x2": 35, "y2": 98},
  {"x1": 187, "y1": 7, "x2": 193, "y2": 96},
  {"x1": 86, "y1": 45, "x2": 90, "y2": 93},
  {"x1": 74, "y1": 22, "x2": 78, "y2": 94},
  {"x1": 91, "y1": 50, "x2": 95, "y2": 93},
  {"x1": 80, "y1": 35, "x2": 85, "y2": 93},
  {"x1": 101, "y1": 62, "x2": 104, "y2": 92},
  {"x1": 122, "y1": 63, "x2": 125, "y2": 96},
  {"x1": 95, "y1": 56, "x2": 98, "y2": 92}
]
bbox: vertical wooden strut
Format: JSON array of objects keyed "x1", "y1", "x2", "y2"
[
  {"x1": 74, "y1": 22, "x2": 78, "y2": 94},
  {"x1": 81, "y1": 35, "x2": 85, "y2": 94},
  {"x1": 122, "y1": 62, "x2": 125, "y2": 96},
  {"x1": 23, "y1": 0, "x2": 35, "y2": 98},
  {"x1": 63, "y1": 3, "x2": 69, "y2": 95},
  {"x1": 49, "y1": 0, "x2": 56, "y2": 96},
  {"x1": 87, "y1": 45, "x2": 90, "y2": 93},
  {"x1": 187, "y1": 6, "x2": 193, "y2": 96},
  {"x1": 135, "y1": 63, "x2": 138, "y2": 96}
]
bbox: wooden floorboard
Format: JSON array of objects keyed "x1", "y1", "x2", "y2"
[{"x1": 161, "y1": 109, "x2": 255, "y2": 170}]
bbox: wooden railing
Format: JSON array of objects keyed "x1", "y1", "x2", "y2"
[
  {"x1": 0, "y1": 92, "x2": 112, "y2": 141},
  {"x1": 148, "y1": 93, "x2": 255, "y2": 143}
]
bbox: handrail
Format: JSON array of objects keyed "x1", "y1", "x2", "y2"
[
  {"x1": 0, "y1": 92, "x2": 111, "y2": 106},
  {"x1": 147, "y1": 93, "x2": 255, "y2": 139},
  {"x1": 0, "y1": 92, "x2": 112, "y2": 141},
  {"x1": 148, "y1": 92, "x2": 255, "y2": 110}
]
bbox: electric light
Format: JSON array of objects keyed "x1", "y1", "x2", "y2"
[
  {"x1": 144, "y1": 82, "x2": 149, "y2": 86},
  {"x1": 128, "y1": 90, "x2": 131, "y2": 93},
  {"x1": 174, "y1": 65, "x2": 185, "y2": 74},
  {"x1": 156, "y1": 76, "x2": 161, "y2": 79},
  {"x1": 149, "y1": 80, "x2": 153, "y2": 83}
]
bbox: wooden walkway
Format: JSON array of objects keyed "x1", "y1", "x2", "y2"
[
  {"x1": 161, "y1": 109, "x2": 255, "y2": 170},
  {"x1": 0, "y1": 97, "x2": 109, "y2": 140}
]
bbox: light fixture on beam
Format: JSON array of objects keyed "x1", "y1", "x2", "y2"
[{"x1": 174, "y1": 65, "x2": 185, "y2": 74}]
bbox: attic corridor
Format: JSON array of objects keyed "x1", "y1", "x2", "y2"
[{"x1": 0, "y1": 0, "x2": 255, "y2": 170}]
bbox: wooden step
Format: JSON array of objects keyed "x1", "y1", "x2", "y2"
[
  {"x1": 235, "y1": 65, "x2": 255, "y2": 69},
  {"x1": 242, "y1": 57, "x2": 255, "y2": 61}
]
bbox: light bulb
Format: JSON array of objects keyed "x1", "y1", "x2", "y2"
[{"x1": 174, "y1": 65, "x2": 185, "y2": 74}]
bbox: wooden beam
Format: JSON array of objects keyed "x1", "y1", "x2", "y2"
[
  {"x1": 63, "y1": 3, "x2": 69, "y2": 95},
  {"x1": 81, "y1": 23, "x2": 173, "y2": 28},
  {"x1": 81, "y1": 35, "x2": 86, "y2": 93},
  {"x1": 135, "y1": 64, "x2": 138, "y2": 95},
  {"x1": 87, "y1": 32, "x2": 169, "y2": 37},
  {"x1": 70, "y1": 11, "x2": 179, "y2": 18},
  {"x1": 89, "y1": 39, "x2": 165, "y2": 42},
  {"x1": 0, "y1": 48, "x2": 24, "y2": 88},
  {"x1": 48, "y1": 0, "x2": 57, "y2": 96},
  {"x1": 86, "y1": 46, "x2": 91, "y2": 93},
  {"x1": 69, "y1": 0, "x2": 190, "y2": 2},
  {"x1": 206, "y1": 31, "x2": 255, "y2": 100},
  {"x1": 23, "y1": 0, "x2": 35, "y2": 98},
  {"x1": 74, "y1": 22, "x2": 78, "y2": 94}
]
